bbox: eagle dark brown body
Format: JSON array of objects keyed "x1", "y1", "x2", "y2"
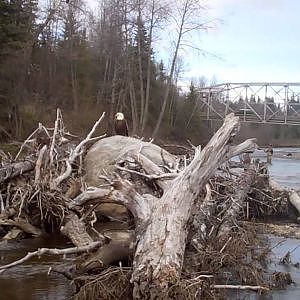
[{"x1": 114, "y1": 113, "x2": 129, "y2": 136}]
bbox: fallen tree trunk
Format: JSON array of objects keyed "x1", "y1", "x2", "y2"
[
  {"x1": 130, "y1": 114, "x2": 257, "y2": 299},
  {"x1": 289, "y1": 190, "x2": 300, "y2": 216},
  {"x1": 0, "y1": 159, "x2": 36, "y2": 184},
  {"x1": 218, "y1": 166, "x2": 257, "y2": 236},
  {"x1": 269, "y1": 178, "x2": 300, "y2": 217}
]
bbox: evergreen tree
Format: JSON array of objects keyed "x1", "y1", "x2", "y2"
[
  {"x1": 186, "y1": 81, "x2": 198, "y2": 102},
  {"x1": 157, "y1": 60, "x2": 166, "y2": 82},
  {"x1": 0, "y1": 0, "x2": 38, "y2": 138},
  {"x1": 0, "y1": 0, "x2": 37, "y2": 60}
]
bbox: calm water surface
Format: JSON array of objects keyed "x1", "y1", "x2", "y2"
[
  {"x1": 0, "y1": 235, "x2": 73, "y2": 300},
  {"x1": 269, "y1": 148, "x2": 300, "y2": 190}
]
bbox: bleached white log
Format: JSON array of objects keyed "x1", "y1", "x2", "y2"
[
  {"x1": 289, "y1": 190, "x2": 300, "y2": 215},
  {"x1": 81, "y1": 114, "x2": 257, "y2": 299},
  {"x1": 131, "y1": 114, "x2": 244, "y2": 299},
  {"x1": 84, "y1": 135, "x2": 177, "y2": 189},
  {"x1": 268, "y1": 178, "x2": 300, "y2": 216}
]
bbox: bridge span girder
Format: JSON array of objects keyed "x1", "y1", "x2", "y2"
[{"x1": 197, "y1": 82, "x2": 300, "y2": 125}]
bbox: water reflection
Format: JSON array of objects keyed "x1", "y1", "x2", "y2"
[{"x1": 0, "y1": 235, "x2": 73, "y2": 300}]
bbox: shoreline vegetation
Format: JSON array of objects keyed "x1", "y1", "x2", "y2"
[{"x1": 1, "y1": 112, "x2": 300, "y2": 299}]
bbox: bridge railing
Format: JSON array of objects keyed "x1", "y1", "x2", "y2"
[{"x1": 197, "y1": 83, "x2": 300, "y2": 125}]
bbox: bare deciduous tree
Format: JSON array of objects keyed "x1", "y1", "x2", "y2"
[{"x1": 152, "y1": 0, "x2": 212, "y2": 138}]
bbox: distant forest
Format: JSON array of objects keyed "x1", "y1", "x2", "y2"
[{"x1": 1, "y1": 0, "x2": 299, "y2": 147}]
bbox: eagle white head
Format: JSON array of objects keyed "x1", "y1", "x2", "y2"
[{"x1": 115, "y1": 112, "x2": 124, "y2": 120}]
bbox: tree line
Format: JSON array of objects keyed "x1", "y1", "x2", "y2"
[
  {"x1": 0, "y1": 0, "x2": 299, "y2": 146},
  {"x1": 0, "y1": 0, "x2": 214, "y2": 142}
]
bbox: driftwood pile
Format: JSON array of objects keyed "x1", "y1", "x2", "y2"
[{"x1": 0, "y1": 110, "x2": 298, "y2": 299}]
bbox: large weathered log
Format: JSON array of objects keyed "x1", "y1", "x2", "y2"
[
  {"x1": 289, "y1": 190, "x2": 300, "y2": 216},
  {"x1": 0, "y1": 159, "x2": 35, "y2": 184},
  {"x1": 131, "y1": 114, "x2": 256, "y2": 299},
  {"x1": 79, "y1": 114, "x2": 257, "y2": 299},
  {"x1": 84, "y1": 135, "x2": 177, "y2": 188},
  {"x1": 82, "y1": 136, "x2": 178, "y2": 223},
  {"x1": 78, "y1": 230, "x2": 134, "y2": 273},
  {"x1": 269, "y1": 178, "x2": 300, "y2": 216},
  {"x1": 61, "y1": 213, "x2": 96, "y2": 247}
]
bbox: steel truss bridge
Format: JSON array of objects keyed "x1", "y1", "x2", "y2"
[{"x1": 197, "y1": 82, "x2": 300, "y2": 125}]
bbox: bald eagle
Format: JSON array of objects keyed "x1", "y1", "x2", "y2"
[{"x1": 114, "y1": 112, "x2": 129, "y2": 136}]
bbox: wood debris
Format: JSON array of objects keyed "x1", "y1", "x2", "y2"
[{"x1": 0, "y1": 110, "x2": 298, "y2": 299}]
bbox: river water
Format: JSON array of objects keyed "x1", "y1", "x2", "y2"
[
  {"x1": 0, "y1": 235, "x2": 73, "y2": 300},
  {"x1": 0, "y1": 148, "x2": 300, "y2": 300},
  {"x1": 269, "y1": 148, "x2": 300, "y2": 190},
  {"x1": 229, "y1": 147, "x2": 300, "y2": 299}
]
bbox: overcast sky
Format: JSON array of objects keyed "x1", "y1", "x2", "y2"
[
  {"x1": 86, "y1": 0, "x2": 300, "y2": 87},
  {"x1": 180, "y1": 0, "x2": 300, "y2": 86}
]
